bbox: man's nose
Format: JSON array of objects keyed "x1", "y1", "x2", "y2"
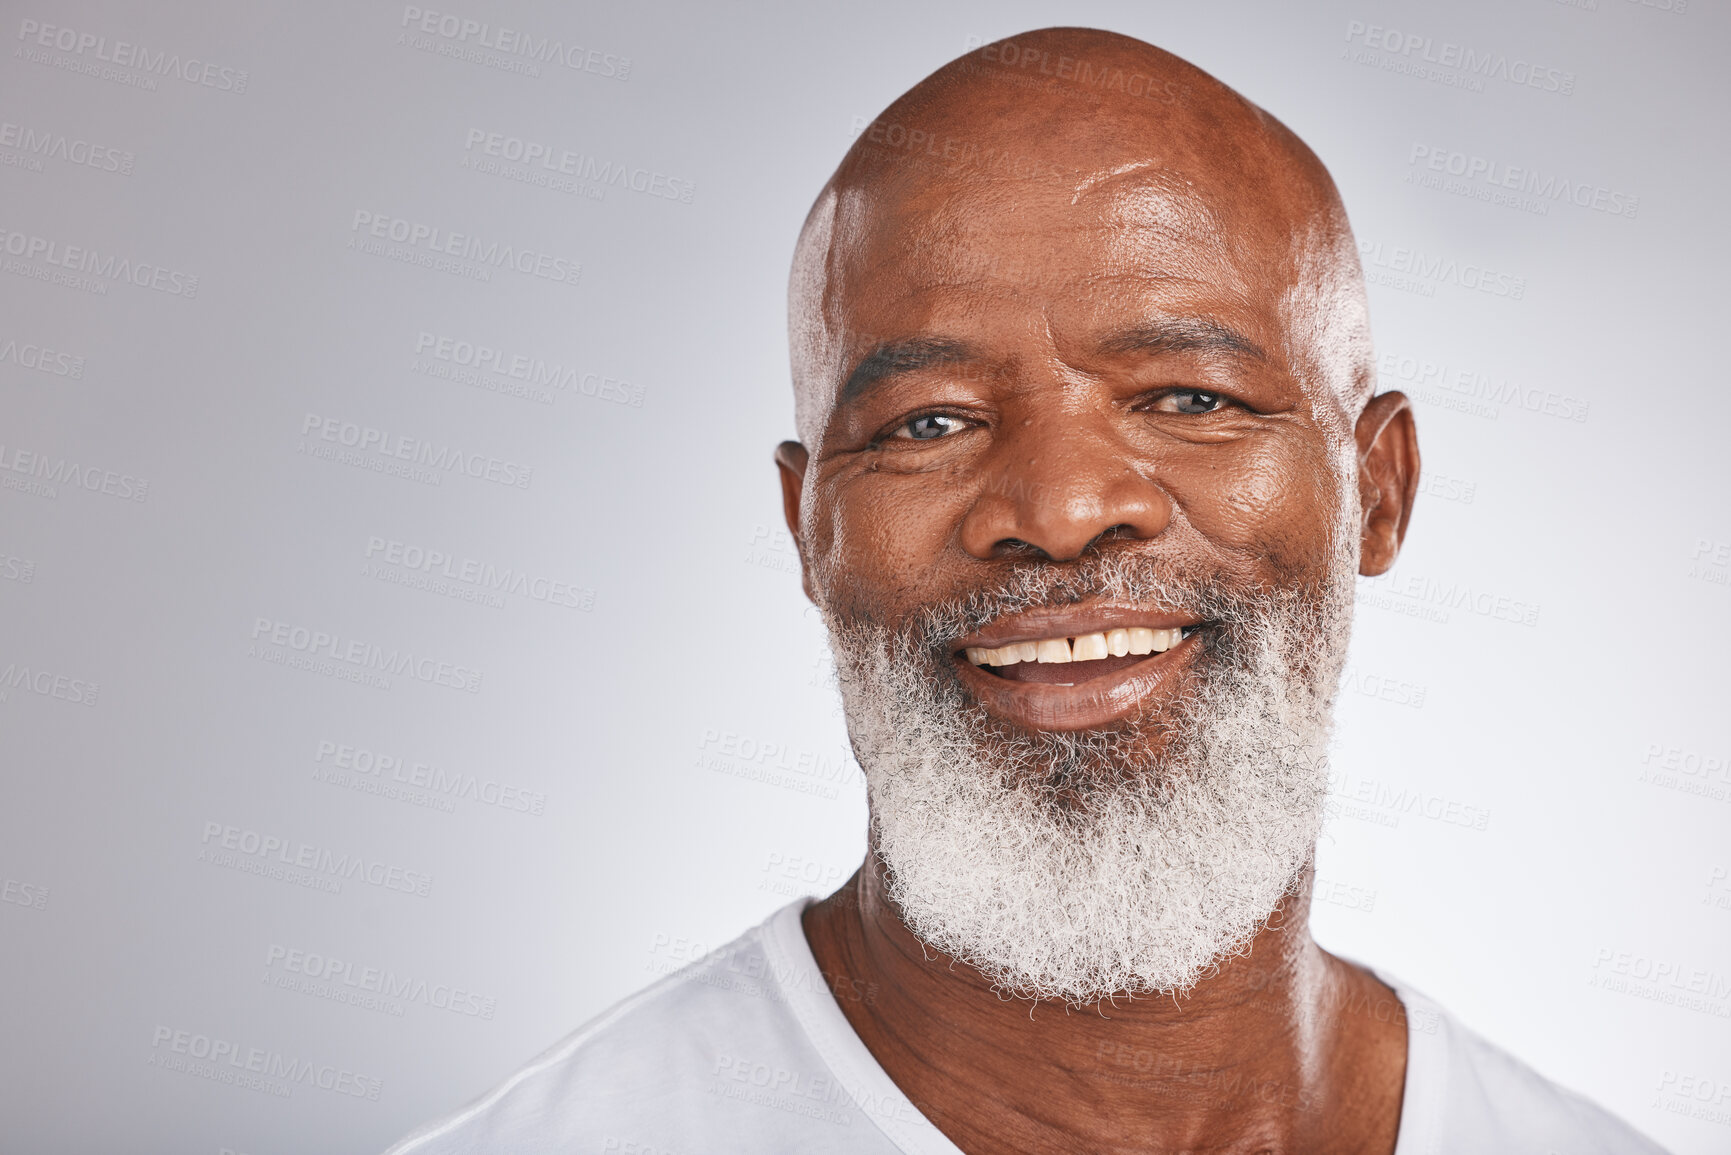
[{"x1": 956, "y1": 423, "x2": 1173, "y2": 561}]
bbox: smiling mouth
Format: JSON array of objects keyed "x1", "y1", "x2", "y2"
[{"x1": 960, "y1": 626, "x2": 1204, "y2": 685}]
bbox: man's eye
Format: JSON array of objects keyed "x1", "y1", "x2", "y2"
[
  {"x1": 1151, "y1": 390, "x2": 1226, "y2": 415},
  {"x1": 895, "y1": 414, "x2": 968, "y2": 441}
]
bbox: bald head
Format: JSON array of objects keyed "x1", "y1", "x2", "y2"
[{"x1": 788, "y1": 27, "x2": 1373, "y2": 450}]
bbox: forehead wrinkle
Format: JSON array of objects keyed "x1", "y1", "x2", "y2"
[
  {"x1": 1070, "y1": 158, "x2": 1163, "y2": 202},
  {"x1": 869, "y1": 178, "x2": 1246, "y2": 304},
  {"x1": 1087, "y1": 174, "x2": 1249, "y2": 298}
]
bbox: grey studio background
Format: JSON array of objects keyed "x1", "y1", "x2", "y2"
[{"x1": 1, "y1": 0, "x2": 1726, "y2": 1152}]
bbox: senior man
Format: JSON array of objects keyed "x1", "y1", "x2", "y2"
[{"x1": 388, "y1": 28, "x2": 1665, "y2": 1155}]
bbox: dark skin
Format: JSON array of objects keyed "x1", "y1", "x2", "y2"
[{"x1": 772, "y1": 28, "x2": 1421, "y2": 1155}]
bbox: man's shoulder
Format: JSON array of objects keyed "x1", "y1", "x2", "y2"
[
  {"x1": 1388, "y1": 975, "x2": 1669, "y2": 1155},
  {"x1": 383, "y1": 902, "x2": 904, "y2": 1155}
]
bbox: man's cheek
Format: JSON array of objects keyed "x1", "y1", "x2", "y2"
[
  {"x1": 1165, "y1": 449, "x2": 1338, "y2": 578},
  {"x1": 826, "y1": 473, "x2": 969, "y2": 581}
]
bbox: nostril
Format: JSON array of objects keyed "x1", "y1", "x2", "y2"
[
  {"x1": 1088, "y1": 525, "x2": 1139, "y2": 549},
  {"x1": 992, "y1": 538, "x2": 1046, "y2": 560}
]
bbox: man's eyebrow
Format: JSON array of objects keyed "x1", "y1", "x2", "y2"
[
  {"x1": 840, "y1": 337, "x2": 976, "y2": 405},
  {"x1": 1095, "y1": 318, "x2": 1267, "y2": 363}
]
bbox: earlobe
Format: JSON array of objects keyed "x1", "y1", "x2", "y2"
[
  {"x1": 773, "y1": 441, "x2": 814, "y2": 600},
  {"x1": 1353, "y1": 392, "x2": 1420, "y2": 577}
]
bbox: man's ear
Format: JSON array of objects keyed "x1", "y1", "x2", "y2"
[
  {"x1": 774, "y1": 441, "x2": 814, "y2": 601},
  {"x1": 1354, "y1": 392, "x2": 1420, "y2": 576}
]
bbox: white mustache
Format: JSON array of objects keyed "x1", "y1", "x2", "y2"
[{"x1": 874, "y1": 551, "x2": 1293, "y2": 655}]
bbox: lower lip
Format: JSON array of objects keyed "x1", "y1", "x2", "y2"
[{"x1": 952, "y1": 633, "x2": 1203, "y2": 731}]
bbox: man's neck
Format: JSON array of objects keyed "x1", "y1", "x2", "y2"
[{"x1": 801, "y1": 856, "x2": 1408, "y2": 1155}]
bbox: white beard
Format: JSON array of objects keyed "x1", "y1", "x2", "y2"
[{"x1": 821, "y1": 548, "x2": 1354, "y2": 1005}]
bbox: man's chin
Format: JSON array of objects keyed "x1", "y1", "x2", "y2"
[{"x1": 837, "y1": 624, "x2": 1337, "y2": 1004}]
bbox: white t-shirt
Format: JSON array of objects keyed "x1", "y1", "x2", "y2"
[{"x1": 385, "y1": 900, "x2": 1668, "y2": 1155}]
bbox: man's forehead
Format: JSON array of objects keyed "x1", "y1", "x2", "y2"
[
  {"x1": 837, "y1": 164, "x2": 1248, "y2": 294},
  {"x1": 822, "y1": 170, "x2": 1273, "y2": 378}
]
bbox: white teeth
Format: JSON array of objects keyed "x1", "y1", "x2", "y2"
[
  {"x1": 964, "y1": 626, "x2": 1194, "y2": 667},
  {"x1": 980, "y1": 641, "x2": 1039, "y2": 667},
  {"x1": 1035, "y1": 638, "x2": 1073, "y2": 664},
  {"x1": 1138, "y1": 627, "x2": 1182, "y2": 653},
  {"x1": 1072, "y1": 632, "x2": 1108, "y2": 661}
]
